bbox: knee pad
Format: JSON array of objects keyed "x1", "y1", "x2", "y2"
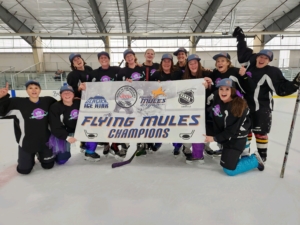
[
  {"x1": 41, "y1": 161, "x2": 55, "y2": 169},
  {"x1": 16, "y1": 166, "x2": 33, "y2": 175}
]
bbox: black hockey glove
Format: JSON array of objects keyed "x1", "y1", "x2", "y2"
[
  {"x1": 292, "y1": 72, "x2": 300, "y2": 87},
  {"x1": 232, "y1": 26, "x2": 245, "y2": 41}
]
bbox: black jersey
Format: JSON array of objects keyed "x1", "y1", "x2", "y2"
[
  {"x1": 209, "y1": 67, "x2": 254, "y2": 95},
  {"x1": 175, "y1": 63, "x2": 186, "y2": 73},
  {"x1": 237, "y1": 40, "x2": 298, "y2": 112},
  {"x1": 210, "y1": 92, "x2": 251, "y2": 144},
  {"x1": 67, "y1": 65, "x2": 93, "y2": 98},
  {"x1": 49, "y1": 100, "x2": 80, "y2": 140},
  {"x1": 143, "y1": 63, "x2": 159, "y2": 80},
  {"x1": 118, "y1": 66, "x2": 146, "y2": 81},
  {"x1": 92, "y1": 66, "x2": 120, "y2": 82},
  {"x1": 150, "y1": 70, "x2": 183, "y2": 81},
  {"x1": 0, "y1": 94, "x2": 56, "y2": 153}
]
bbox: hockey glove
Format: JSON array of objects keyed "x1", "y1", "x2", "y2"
[
  {"x1": 232, "y1": 26, "x2": 245, "y2": 41},
  {"x1": 293, "y1": 72, "x2": 300, "y2": 87}
]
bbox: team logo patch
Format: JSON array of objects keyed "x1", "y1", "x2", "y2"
[
  {"x1": 115, "y1": 85, "x2": 138, "y2": 108},
  {"x1": 178, "y1": 90, "x2": 194, "y2": 105},
  {"x1": 212, "y1": 104, "x2": 222, "y2": 117},
  {"x1": 84, "y1": 96, "x2": 108, "y2": 108},
  {"x1": 100, "y1": 75, "x2": 112, "y2": 82},
  {"x1": 69, "y1": 109, "x2": 79, "y2": 120},
  {"x1": 30, "y1": 108, "x2": 48, "y2": 120}
]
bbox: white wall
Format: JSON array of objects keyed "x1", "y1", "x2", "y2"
[{"x1": 290, "y1": 51, "x2": 300, "y2": 68}]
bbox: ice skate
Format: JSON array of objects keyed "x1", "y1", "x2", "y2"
[
  {"x1": 136, "y1": 143, "x2": 147, "y2": 157},
  {"x1": 84, "y1": 152, "x2": 100, "y2": 162},
  {"x1": 254, "y1": 151, "x2": 265, "y2": 171},
  {"x1": 186, "y1": 156, "x2": 205, "y2": 165}
]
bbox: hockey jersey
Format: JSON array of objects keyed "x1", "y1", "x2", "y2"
[
  {"x1": 67, "y1": 65, "x2": 93, "y2": 98},
  {"x1": 0, "y1": 94, "x2": 56, "y2": 153},
  {"x1": 237, "y1": 39, "x2": 298, "y2": 111},
  {"x1": 49, "y1": 99, "x2": 80, "y2": 140}
]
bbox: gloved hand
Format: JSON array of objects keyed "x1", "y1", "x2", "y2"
[
  {"x1": 293, "y1": 72, "x2": 300, "y2": 87},
  {"x1": 232, "y1": 26, "x2": 245, "y2": 40}
]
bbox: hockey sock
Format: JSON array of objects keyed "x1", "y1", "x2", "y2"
[{"x1": 254, "y1": 133, "x2": 268, "y2": 160}]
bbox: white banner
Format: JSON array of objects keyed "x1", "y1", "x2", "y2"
[{"x1": 75, "y1": 79, "x2": 206, "y2": 143}]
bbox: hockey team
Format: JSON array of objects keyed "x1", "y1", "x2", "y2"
[{"x1": 0, "y1": 27, "x2": 300, "y2": 176}]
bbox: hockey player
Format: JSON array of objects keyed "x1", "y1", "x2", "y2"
[
  {"x1": 143, "y1": 48, "x2": 160, "y2": 77},
  {"x1": 67, "y1": 53, "x2": 99, "y2": 161},
  {"x1": 181, "y1": 54, "x2": 212, "y2": 164},
  {"x1": 204, "y1": 78, "x2": 265, "y2": 176},
  {"x1": 48, "y1": 85, "x2": 82, "y2": 163},
  {"x1": 173, "y1": 47, "x2": 188, "y2": 73},
  {"x1": 232, "y1": 26, "x2": 300, "y2": 162},
  {"x1": 0, "y1": 81, "x2": 56, "y2": 174},
  {"x1": 67, "y1": 53, "x2": 94, "y2": 98},
  {"x1": 205, "y1": 52, "x2": 252, "y2": 157},
  {"x1": 91, "y1": 51, "x2": 128, "y2": 158}
]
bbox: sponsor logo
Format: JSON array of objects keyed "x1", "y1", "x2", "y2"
[
  {"x1": 179, "y1": 130, "x2": 195, "y2": 140},
  {"x1": 178, "y1": 89, "x2": 194, "y2": 106},
  {"x1": 84, "y1": 130, "x2": 98, "y2": 139},
  {"x1": 115, "y1": 85, "x2": 138, "y2": 108},
  {"x1": 84, "y1": 95, "x2": 108, "y2": 108}
]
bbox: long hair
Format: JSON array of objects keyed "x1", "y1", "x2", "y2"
[
  {"x1": 157, "y1": 60, "x2": 176, "y2": 74},
  {"x1": 125, "y1": 55, "x2": 138, "y2": 67},
  {"x1": 182, "y1": 61, "x2": 206, "y2": 79},
  {"x1": 229, "y1": 87, "x2": 248, "y2": 117},
  {"x1": 70, "y1": 58, "x2": 87, "y2": 71}
]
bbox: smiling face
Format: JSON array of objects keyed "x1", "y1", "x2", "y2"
[
  {"x1": 256, "y1": 55, "x2": 270, "y2": 68},
  {"x1": 145, "y1": 49, "x2": 155, "y2": 62},
  {"x1": 218, "y1": 86, "x2": 232, "y2": 103},
  {"x1": 26, "y1": 84, "x2": 41, "y2": 99},
  {"x1": 162, "y1": 59, "x2": 172, "y2": 73},
  {"x1": 177, "y1": 52, "x2": 187, "y2": 63},
  {"x1": 125, "y1": 53, "x2": 136, "y2": 65},
  {"x1": 188, "y1": 60, "x2": 199, "y2": 75},
  {"x1": 72, "y1": 56, "x2": 84, "y2": 70},
  {"x1": 61, "y1": 91, "x2": 74, "y2": 104},
  {"x1": 215, "y1": 57, "x2": 230, "y2": 73},
  {"x1": 99, "y1": 55, "x2": 110, "y2": 68}
]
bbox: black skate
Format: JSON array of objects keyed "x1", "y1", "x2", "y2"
[
  {"x1": 258, "y1": 150, "x2": 267, "y2": 162},
  {"x1": 182, "y1": 146, "x2": 192, "y2": 158},
  {"x1": 136, "y1": 143, "x2": 147, "y2": 157},
  {"x1": 84, "y1": 152, "x2": 100, "y2": 162},
  {"x1": 80, "y1": 142, "x2": 86, "y2": 153},
  {"x1": 115, "y1": 143, "x2": 129, "y2": 161},
  {"x1": 103, "y1": 144, "x2": 110, "y2": 157},
  {"x1": 173, "y1": 146, "x2": 181, "y2": 158},
  {"x1": 110, "y1": 143, "x2": 120, "y2": 156},
  {"x1": 151, "y1": 143, "x2": 162, "y2": 152}
]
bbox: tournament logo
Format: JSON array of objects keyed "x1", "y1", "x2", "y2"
[
  {"x1": 100, "y1": 75, "x2": 112, "y2": 82},
  {"x1": 178, "y1": 89, "x2": 194, "y2": 106},
  {"x1": 115, "y1": 85, "x2": 138, "y2": 108},
  {"x1": 84, "y1": 95, "x2": 108, "y2": 108},
  {"x1": 69, "y1": 109, "x2": 79, "y2": 120},
  {"x1": 30, "y1": 108, "x2": 48, "y2": 120}
]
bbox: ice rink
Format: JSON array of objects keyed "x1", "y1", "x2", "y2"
[{"x1": 0, "y1": 97, "x2": 299, "y2": 225}]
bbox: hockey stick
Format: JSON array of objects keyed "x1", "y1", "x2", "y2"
[
  {"x1": 280, "y1": 85, "x2": 300, "y2": 178},
  {"x1": 111, "y1": 149, "x2": 138, "y2": 168}
]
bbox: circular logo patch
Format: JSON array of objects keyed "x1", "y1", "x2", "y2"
[{"x1": 115, "y1": 85, "x2": 138, "y2": 108}]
